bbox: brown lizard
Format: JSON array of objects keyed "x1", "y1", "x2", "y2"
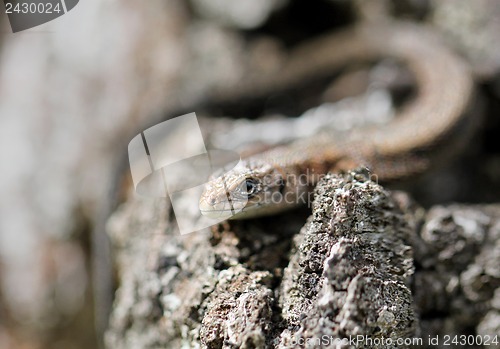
[{"x1": 198, "y1": 21, "x2": 477, "y2": 219}]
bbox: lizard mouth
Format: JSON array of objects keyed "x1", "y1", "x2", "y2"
[{"x1": 199, "y1": 198, "x2": 259, "y2": 219}]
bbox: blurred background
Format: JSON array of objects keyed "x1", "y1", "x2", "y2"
[{"x1": 1, "y1": 0, "x2": 500, "y2": 348}]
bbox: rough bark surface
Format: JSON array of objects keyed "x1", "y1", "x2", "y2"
[{"x1": 105, "y1": 169, "x2": 500, "y2": 348}]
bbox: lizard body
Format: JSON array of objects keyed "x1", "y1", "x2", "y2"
[{"x1": 199, "y1": 21, "x2": 476, "y2": 219}]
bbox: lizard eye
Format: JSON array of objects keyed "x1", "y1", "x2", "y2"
[{"x1": 244, "y1": 178, "x2": 258, "y2": 198}]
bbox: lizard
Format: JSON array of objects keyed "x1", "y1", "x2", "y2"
[{"x1": 198, "y1": 21, "x2": 477, "y2": 219}]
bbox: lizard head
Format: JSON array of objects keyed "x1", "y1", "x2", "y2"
[{"x1": 199, "y1": 160, "x2": 291, "y2": 219}]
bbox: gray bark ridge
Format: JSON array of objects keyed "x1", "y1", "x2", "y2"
[{"x1": 105, "y1": 169, "x2": 499, "y2": 349}]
